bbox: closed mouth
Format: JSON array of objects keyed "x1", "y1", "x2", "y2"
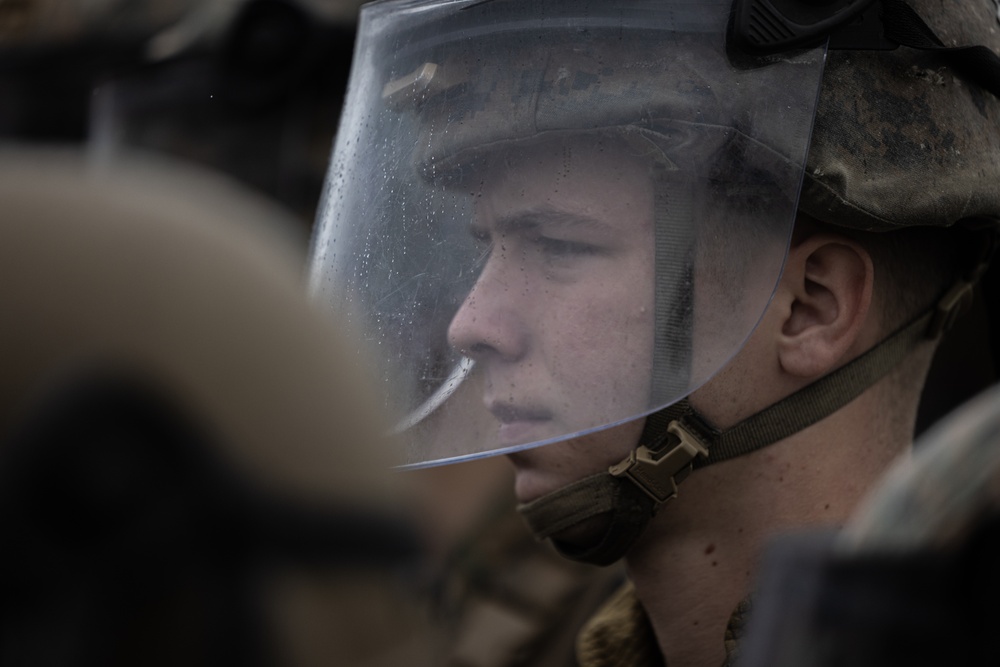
[{"x1": 488, "y1": 402, "x2": 552, "y2": 424}]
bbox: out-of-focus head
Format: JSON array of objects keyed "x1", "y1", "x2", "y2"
[
  {"x1": 0, "y1": 148, "x2": 429, "y2": 667},
  {"x1": 742, "y1": 380, "x2": 1000, "y2": 666}
]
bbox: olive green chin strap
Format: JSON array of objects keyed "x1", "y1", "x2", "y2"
[
  {"x1": 517, "y1": 404, "x2": 690, "y2": 567},
  {"x1": 516, "y1": 472, "x2": 658, "y2": 567},
  {"x1": 518, "y1": 265, "x2": 987, "y2": 566}
]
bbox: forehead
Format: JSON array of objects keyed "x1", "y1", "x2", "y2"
[{"x1": 471, "y1": 137, "x2": 656, "y2": 232}]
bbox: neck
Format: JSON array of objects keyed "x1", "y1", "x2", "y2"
[{"x1": 623, "y1": 390, "x2": 910, "y2": 667}]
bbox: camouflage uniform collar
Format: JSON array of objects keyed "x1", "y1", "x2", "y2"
[{"x1": 576, "y1": 582, "x2": 751, "y2": 667}]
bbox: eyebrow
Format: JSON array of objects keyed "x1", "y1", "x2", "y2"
[{"x1": 471, "y1": 206, "x2": 611, "y2": 236}]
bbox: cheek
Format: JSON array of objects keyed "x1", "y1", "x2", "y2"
[
  {"x1": 546, "y1": 271, "x2": 656, "y2": 404},
  {"x1": 565, "y1": 417, "x2": 647, "y2": 470},
  {"x1": 514, "y1": 417, "x2": 647, "y2": 495}
]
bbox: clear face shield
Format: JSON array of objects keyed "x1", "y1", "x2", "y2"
[{"x1": 309, "y1": 0, "x2": 826, "y2": 467}]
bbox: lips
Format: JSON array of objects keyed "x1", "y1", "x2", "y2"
[
  {"x1": 488, "y1": 402, "x2": 551, "y2": 423},
  {"x1": 486, "y1": 400, "x2": 553, "y2": 444}
]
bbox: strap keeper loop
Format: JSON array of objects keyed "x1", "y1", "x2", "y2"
[{"x1": 927, "y1": 280, "x2": 975, "y2": 339}]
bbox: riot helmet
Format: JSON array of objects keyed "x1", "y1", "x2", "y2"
[
  {"x1": 310, "y1": 0, "x2": 1000, "y2": 562},
  {"x1": 310, "y1": 0, "x2": 828, "y2": 467}
]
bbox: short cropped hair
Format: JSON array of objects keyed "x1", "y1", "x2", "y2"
[{"x1": 797, "y1": 215, "x2": 970, "y2": 335}]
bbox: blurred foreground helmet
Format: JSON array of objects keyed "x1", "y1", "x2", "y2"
[
  {"x1": 0, "y1": 149, "x2": 429, "y2": 667},
  {"x1": 741, "y1": 380, "x2": 1000, "y2": 666},
  {"x1": 309, "y1": 0, "x2": 1000, "y2": 470}
]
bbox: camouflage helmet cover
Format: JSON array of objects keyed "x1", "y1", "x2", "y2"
[
  {"x1": 383, "y1": 0, "x2": 1000, "y2": 231},
  {"x1": 802, "y1": 0, "x2": 1000, "y2": 231},
  {"x1": 392, "y1": 19, "x2": 820, "y2": 191}
]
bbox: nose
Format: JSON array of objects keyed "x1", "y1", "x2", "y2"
[{"x1": 447, "y1": 254, "x2": 528, "y2": 362}]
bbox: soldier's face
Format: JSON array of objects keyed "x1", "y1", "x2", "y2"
[{"x1": 446, "y1": 141, "x2": 657, "y2": 501}]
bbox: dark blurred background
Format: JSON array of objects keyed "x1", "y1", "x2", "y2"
[{"x1": 0, "y1": 0, "x2": 361, "y2": 230}]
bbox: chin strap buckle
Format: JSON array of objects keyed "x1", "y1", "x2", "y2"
[{"x1": 609, "y1": 420, "x2": 710, "y2": 506}]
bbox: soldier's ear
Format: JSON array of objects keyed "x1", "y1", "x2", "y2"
[{"x1": 776, "y1": 234, "x2": 874, "y2": 379}]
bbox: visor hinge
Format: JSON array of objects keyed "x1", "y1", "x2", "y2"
[
  {"x1": 609, "y1": 420, "x2": 710, "y2": 506},
  {"x1": 926, "y1": 234, "x2": 997, "y2": 339}
]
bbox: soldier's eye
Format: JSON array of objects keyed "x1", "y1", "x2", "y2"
[{"x1": 537, "y1": 236, "x2": 599, "y2": 258}]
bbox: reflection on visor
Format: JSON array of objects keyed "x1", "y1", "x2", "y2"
[
  {"x1": 392, "y1": 356, "x2": 475, "y2": 434},
  {"x1": 309, "y1": 0, "x2": 826, "y2": 467}
]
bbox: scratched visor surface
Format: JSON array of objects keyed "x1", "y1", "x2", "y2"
[{"x1": 309, "y1": 0, "x2": 826, "y2": 467}]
